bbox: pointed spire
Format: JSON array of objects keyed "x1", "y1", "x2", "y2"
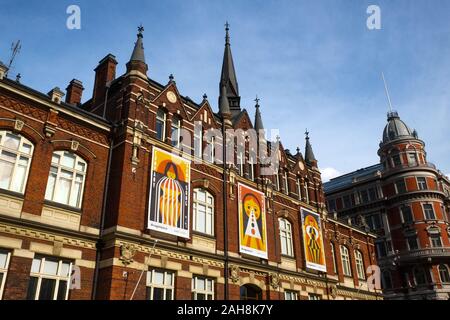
[
  {"x1": 254, "y1": 95, "x2": 264, "y2": 132},
  {"x1": 304, "y1": 129, "x2": 317, "y2": 166},
  {"x1": 130, "y1": 24, "x2": 146, "y2": 63},
  {"x1": 219, "y1": 83, "x2": 231, "y2": 117},
  {"x1": 219, "y1": 21, "x2": 240, "y2": 113}
]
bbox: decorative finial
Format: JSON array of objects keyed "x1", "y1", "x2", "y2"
[
  {"x1": 254, "y1": 95, "x2": 260, "y2": 107},
  {"x1": 169, "y1": 74, "x2": 174, "y2": 82},
  {"x1": 138, "y1": 24, "x2": 144, "y2": 36},
  {"x1": 203, "y1": 93, "x2": 208, "y2": 100},
  {"x1": 296, "y1": 147, "x2": 300, "y2": 154},
  {"x1": 225, "y1": 21, "x2": 230, "y2": 45},
  {"x1": 15, "y1": 73, "x2": 21, "y2": 83},
  {"x1": 276, "y1": 135, "x2": 280, "y2": 142},
  {"x1": 305, "y1": 129, "x2": 309, "y2": 138}
]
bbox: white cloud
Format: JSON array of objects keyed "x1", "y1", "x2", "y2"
[{"x1": 320, "y1": 167, "x2": 341, "y2": 182}]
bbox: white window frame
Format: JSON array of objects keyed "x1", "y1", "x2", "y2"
[
  {"x1": 146, "y1": 269, "x2": 175, "y2": 300},
  {"x1": 355, "y1": 250, "x2": 365, "y2": 280},
  {"x1": 209, "y1": 137, "x2": 215, "y2": 164},
  {"x1": 417, "y1": 177, "x2": 427, "y2": 190},
  {"x1": 171, "y1": 116, "x2": 181, "y2": 148},
  {"x1": 430, "y1": 234, "x2": 442, "y2": 248},
  {"x1": 308, "y1": 293, "x2": 322, "y2": 300},
  {"x1": 296, "y1": 178, "x2": 302, "y2": 200},
  {"x1": 193, "y1": 188, "x2": 214, "y2": 236},
  {"x1": 44, "y1": 151, "x2": 87, "y2": 208},
  {"x1": 304, "y1": 180, "x2": 309, "y2": 203},
  {"x1": 407, "y1": 153, "x2": 417, "y2": 166},
  {"x1": 276, "y1": 172, "x2": 280, "y2": 191},
  {"x1": 194, "y1": 125, "x2": 203, "y2": 159},
  {"x1": 249, "y1": 157, "x2": 255, "y2": 181},
  {"x1": 423, "y1": 203, "x2": 436, "y2": 220},
  {"x1": 0, "y1": 131, "x2": 34, "y2": 194},
  {"x1": 438, "y1": 265, "x2": 450, "y2": 283},
  {"x1": 28, "y1": 256, "x2": 72, "y2": 300},
  {"x1": 283, "y1": 171, "x2": 289, "y2": 195},
  {"x1": 279, "y1": 218, "x2": 294, "y2": 257},
  {"x1": 0, "y1": 250, "x2": 11, "y2": 299},
  {"x1": 284, "y1": 290, "x2": 298, "y2": 300},
  {"x1": 156, "y1": 109, "x2": 166, "y2": 141},
  {"x1": 192, "y1": 276, "x2": 214, "y2": 300},
  {"x1": 340, "y1": 245, "x2": 352, "y2": 277}
]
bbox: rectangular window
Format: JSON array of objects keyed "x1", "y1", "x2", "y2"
[
  {"x1": 0, "y1": 250, "x2": 11, "y2": 299},
  {"x1": 376, "y1": 242, "x2": 387, "y2": 257},
  {"x1": 171, "y1": 117, "x2": 181, "y2": 148},
  {"x1": 146, "y1": 269, "x2": 174, "y2": 300},
  {"x1": 401, "y1": 206, "x2": 414, "y2": 223},
  {"x1": 237, "y1": 152, "x2": 244, "y2": 176},
  {"x1": 249, "y1": 158, "x2": 255, "y2": 181},
  {"x1": 193, "y1": 189, "x2": 214, "y2": 236},
  {"x1": 423, "y1": 204, "x2": 436, "y2": 220},
  {"x1": 330, "y1": 243, "x2": 337, "y2": 274},
  {"x1": 156, "y1": 109, "x2": 166, "y2": 141},
  {"x1": 431, "y1": 235, "x2": 442, "y2": 247},
  {"x1": 417, "y1": 177, "x2": 427, "y2": 190},
  {"x1": 297, "y1": 178, "x2": 302, "y2": 200},
  {"x1": 284, "y1": 290, "x2": 298, "y2": 300},
  {"x1": 328, "y1": 199, "x2": 336, "y2": 212},
  {"x1": 406, "y1": 235, "x2": 419, "y2": 250},
  {"x1": 360, "y1": 190, "x2": 369, "y2": 204},
  {"x1": 193, "y1": 123, "x2": 203, "y2": 158},
  {"x1": 27, "y1": 256, "x2": 72, "y2": 300},
  {"x1": 408, "y1": 153, "x2": 417, "y2": 166},
  {"x1": 368, "y1": 187, "x2": 378, "y2": 201},
  {"x1": 395, "y1": 179, "x2": 407, "y2": 194},
  {"x1": 283, "y1": 171, "x2": 289, "y2": 195},
  {"x1": 392, "y1": 154, "x2": 402, "y2": 167},
  {"x1": 308, "y1": 293, "x2": 322, "y2": 300},
  {"x1": 343, "y1": 195, "x2": 351, "y2": 208},
  {"x1": 192, "y1": 276, "x2": 214, "y2": 300},
  {"x1": 340, "y1": 246, "x2": 352, "y2": 277},
  {"x1": 368, "y1": 213, "x2": 383, "y2": 230},
  {"x1": 355, "y1": 251, "x2": 365, "y2": 280}
]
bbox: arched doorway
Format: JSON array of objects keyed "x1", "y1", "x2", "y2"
[{"x1": 240, "y1": 284, "x2": 262, "y2": 300}]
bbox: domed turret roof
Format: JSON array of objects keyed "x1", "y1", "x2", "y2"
[{"x1": 382, "y1": 111, "x2": 416, "y2": 143}]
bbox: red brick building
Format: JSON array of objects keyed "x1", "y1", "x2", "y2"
[
  {"x1": 324, "y1": 111, "x2": 450, "y2": 300},
  {"x1": 0, "y1": 26, "x2": 378, "y2": 300}
]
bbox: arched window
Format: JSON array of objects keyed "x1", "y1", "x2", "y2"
[
  {"x1": 0, "y1": 131, "x2": 33, "y2": 194},
  {"x1": 171, "y1": 116, "x2": 181, "y2": 148},
  {"x1": 156, "y1": 109, "x2": 166, "y2": 141},
  {"x1": 45, "y1": 151, "x2": 87, "y2": 208},
  {"x1": 439, "y1": 265, "x2": 450, "y2": 283},
  {"x1": 240, "y1": 284, "x2": 262, "y2": 300},
  {"x1": 413, "y1": 267, "x2": 427, "y2": 286},
  {"x1": 193, "y1": 188, "x2": 214, "y2": 236},
  {"x1": 279, "y1": 218, "x2": 294, "y2": 257},
  {"x1": 340, "y1": 245, "x2": 352, "y2": 277},
  {"x1": 355, "y1": 250, "x2": 365, "y2": 280}
]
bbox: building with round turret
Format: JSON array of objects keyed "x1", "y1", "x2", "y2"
[{"x1": 324, "y1": 111, "x2": 450, "y2": 300}]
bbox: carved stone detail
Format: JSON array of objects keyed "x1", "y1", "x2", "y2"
[
  {"x1": 270, "y1": 273, "x2": 280, "y2": 289},
  {"x1": 119, "y1": 244, "x2": 137, "y2": 266},
  {"x1": 230, "y1": 265, "x2": 240, "y2": 283}
]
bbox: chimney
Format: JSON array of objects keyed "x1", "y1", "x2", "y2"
[
  {"x1": 0, "y1": 61, "x2": 8, "y2": 80},
  {"x1": 92, "y1": 54, "x2": 117, "y2": 107},
  {"x1": 65, "y1": 79, "x2": 84, "y2": 106},
  {"x1": 48, "y1": 87, "x2": 65, "y2": 104}
]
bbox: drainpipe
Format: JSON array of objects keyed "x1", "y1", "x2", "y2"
[
  {"x1": 222, "y1": 120, "x2": 229, "y2": 300},
  {"x1": 91, "y1": 125, "x2": 115, "y2": 299}
]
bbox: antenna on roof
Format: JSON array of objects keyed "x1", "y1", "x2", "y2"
[
  {"x1": 6, "y1": 40, "x2": 21, "y2": 77},
  {"x1": 381, "y1": 72, "x2": 393, "y2": 112}
]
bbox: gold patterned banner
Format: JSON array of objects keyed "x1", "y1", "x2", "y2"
[
  {"x1": 301, "y1": 207, "x2": 326, "y2": 272},
  {"x1": 147, "y1": 147, "x2": 191, "y2": 238},
  {"x1": 238, "y1": 183, "x2": 268, "y2": 259}
]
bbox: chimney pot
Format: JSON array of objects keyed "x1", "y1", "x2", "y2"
[
  {"x1": 66, "y1": 79, "x2": 84, "y2": 106},
  {"x1": 93, "y1": 54, "x2": 118, "y2": 107}
]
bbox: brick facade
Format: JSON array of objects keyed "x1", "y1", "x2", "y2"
[{"x1": 0, "y1": 26, "x2": 378, "y2": 300}]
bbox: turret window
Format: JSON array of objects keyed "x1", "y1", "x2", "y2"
[
  {"x1": 392, "y1": 154, "x2": 402, "y2": 167},
  {"x1": 423, "y1": 204, "x2": 436, "y2": 220},
  {"x1": 394, "y1": 179, "x2": 407, "y2": 194},
  {"x1": 417, "y1": 177, "x2": 427, "y2": 190},
  {"x1": 438, "y1": 265, "x2": 450, "y2": 283},
  {"x1": 406, "y1": 235, "x2": 419, "y2": 250},
  {"x1": 407, "y1": 153, "x2": 417, "y2": 166},
  {"x1": 400, "y1": 206, "x2": 414, "y2": 223},
  {"x1": 430, "y1": 234, "x2": 442, "y2": 247}
]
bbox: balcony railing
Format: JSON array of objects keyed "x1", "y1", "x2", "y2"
[{"x1": 381, "y1": 247, "x2": 450, "y2": 264}]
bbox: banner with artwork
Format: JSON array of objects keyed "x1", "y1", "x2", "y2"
[
  {"x1": 238, "y1": 183, "x2": 268, "y2": 259},
  {"x1": 148, "y1": 147, "x2": 191, "y2": 238},
  {"x1": 300, "y1": 207, "x2": 326, "y2": 272}
]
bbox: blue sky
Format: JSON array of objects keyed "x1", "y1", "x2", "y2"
[{"x1": 0, "y1": 0, "x2": 449, "y2": 181}]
